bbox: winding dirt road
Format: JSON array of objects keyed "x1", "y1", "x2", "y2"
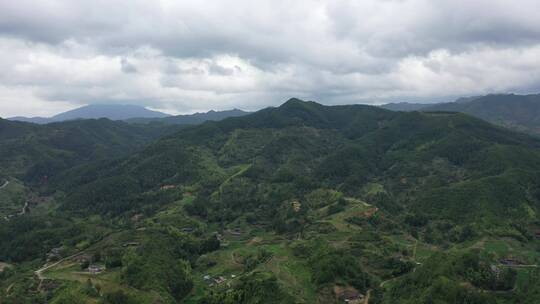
[
  {"x1": 364, "y1": 289, "x2": 371, "y2": 304},
  {"x1": 0, "y1": 180, "x2": 9, "y2": 190},
  {"x1": 34, "y1": 252, "x2": 85, "y2": 290}
]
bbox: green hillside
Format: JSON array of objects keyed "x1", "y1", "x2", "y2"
[
  {"x1": 424, "y1": 94, "x2": 540, "y2": 136},
  {"x1": 2, "y1": 99, "x2": 540, "y2": 303},
  {"x1": 0, "y1": 118, "x2": 176, "y2": 182}
]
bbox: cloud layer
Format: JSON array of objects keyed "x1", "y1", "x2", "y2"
[{"x1": 1, "y1": 0, "x2": 540, "y2": 117}]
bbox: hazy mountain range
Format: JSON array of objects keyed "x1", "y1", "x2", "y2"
[
  {"x1": 8, "y1": 104, "x2": 167, "y2": 124},
  {"x1": 8, "y1": 93, "x2": 540, "y2": 137},
  {"x1": 381, "y1": 93, "x2": 540, "y2": 136},
  {"x1": 7, "y1": 104, "x2": 250, "y2": 126}
]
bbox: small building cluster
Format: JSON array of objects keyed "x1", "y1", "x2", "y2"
[
  {"x1": 28, "y1": 195, "x2": 48, "y2": 205},
  {"x1": 214, "y1": 276, "x2": 227, "y2": 285},
  {"x1": 88, "y1": 264, "x2": 104, "y2": 274},
  {"x1": 122, "y1": 242, "x2": 140, "y2": 248},
  {"x1": 500, "y1": 257, "x2": 524, "y2": 266},
  {"x1": 334, "y1": 286, "x2": 364, "y2": 304},
  {"x1": 73, "y1": 254, "x2": 92, "y2": 263},
  {"x1": 226, "y1": 228, "x2": 243, "y2": 236},
  {"x1": 291, "y1": 201, "x2": 301, "y2": 212},
  {"x1": 363, "y1": 207, "x2": 379, "y2": 218},
  {"x1": 47, "y1": 247, "x2": 64, "y2": 262},
  {"x1": 203, "y1": 274, "x2": 237, "y2": 287},
  {"x1": 490, "y1": 265, "x2": 501, "y2": 279},
  {"x1": 160, "y1": 185, "x2": 176, "y2": 190},
  {"x1": 131, "y1": 213, "x2": 143, "y2": 222}
]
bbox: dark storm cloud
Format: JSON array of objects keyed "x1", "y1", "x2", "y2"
[{"x1": 0, "y1": 0, "x2": 540, "y2": 117}]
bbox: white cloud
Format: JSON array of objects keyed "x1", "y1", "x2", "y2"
[
  {"x1": 0, "y1": 85, "x2": 78, "y2": 118},
  {"x1": 0, "y1": 0, "x2": 540, "y2": 117}
]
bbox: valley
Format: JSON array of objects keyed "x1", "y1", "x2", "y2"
[{"x1": 2, "y1": 98, "x2": 540, "y2": 303}]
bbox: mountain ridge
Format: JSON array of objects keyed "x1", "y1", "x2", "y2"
[
  {"x1": 8, "y1": 104, "x2": 251, "y2": 126},
  {"x1": 423, "y1": 93, "x2": 540, "y2": 135},
  {"x1": 380, "y1": 93, "x2": 540, "y2": 136},
  {"x1": 126, "y1": 108, "x2": 250, "y2": 125},
  {"x1": 8, "y1": 104, "x2": 168, "y2": 124}
]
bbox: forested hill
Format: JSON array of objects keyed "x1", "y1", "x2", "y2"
[
  {"x1": 381, "y1": 93, "x2": 540, "y2": 136},
  {"x1": 0, "y1": 117, "x2": 176, "y2": 182},
  {"x1": 3, "y1": 98, "x2": 540, "y2": 303},
  {"x1": 59, "y1": 98, "x2": 540, "y2": 221},
  {"x1": 423, "y1": 94, "x2": 540, "y2": 135}
]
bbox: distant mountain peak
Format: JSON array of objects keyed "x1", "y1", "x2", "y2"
[
  {"x1": 9, "y1": 104, "x2": 169, "y2": 124},
  {"x1": 280, "y1": 98, "x2": 321, "y2": 110},
  {"x1": 53, "y1": 104, "x2": 168, "y2": 121},
  {"x1": 284, "y1": 97, "x2": 304, "y2": 103},
  {"x1": 282, "y1": 97, "x2": 310, "y2": 105}
]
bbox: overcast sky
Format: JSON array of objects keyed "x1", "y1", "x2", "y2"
[{"x1": 1, "y1": 0, "x2": 540, "y2": 117}]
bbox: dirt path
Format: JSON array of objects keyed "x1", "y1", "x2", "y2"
[
  {"x1": 219, "y1": 164, "x2": 252, "y2": 193},
  {"x1": 412, "y1": 239, "x2": 418, "y2": 261},
  {"x1": 19, "y1": 201, "x2": 29, "y2": 215},
  {"x1": 5, "y1": 283, "x2": 14, "y2": 294},
  {"x1": 3, "y1": 199, "x2": 30, "y2": 221},
  {"x1": 230, "y1": 251, "x2": 243, "y2": 266},
  {"x1": 500, "y1": 264, "x2": 538, "y2": 268},
  {"x1": 0, "y1": 262, "x2": 11, "y2": 272},
  {"x1": 364, "y1": 289, "x2": 371, "y2": 304},
  {"x1": 0, "y1": 179, "x2": 29, "y2": 220},
  {"x1": 0, "y1": 180, "x2": 9, "y2": 190},
  {"x1": 35, "y1": 251, "x2": 85, "y2": 291},
  {"x1": 380, "y1": 277, "x2": 396, "y2": 288}
]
